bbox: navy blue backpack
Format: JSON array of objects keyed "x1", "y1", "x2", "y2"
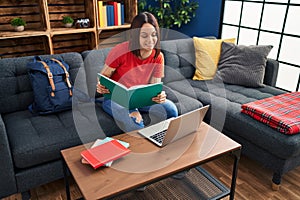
[{"x1": 27, "y1": 56, "x2": 73, "y2": 114}]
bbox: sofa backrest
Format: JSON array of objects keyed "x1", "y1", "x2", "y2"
[
  {"x1": 160, "y1": 38, "x2": 196, "y2": 83},
  {"x1": 160, "y1": 38, "x2": 280, "y2": 87},
  {"x1": 81, "y1": 48, "x2": 112, "y2": 97},
  {"x1": 0, "y1": 52, "x2": 85, "y2": 114},
  {"x1": 0, "y1": 38, "x2": 279, "y2": 115}
]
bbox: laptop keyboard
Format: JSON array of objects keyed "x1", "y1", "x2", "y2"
[{"x1": 150, "y1": 129, "x2": 167, "y2": 144}]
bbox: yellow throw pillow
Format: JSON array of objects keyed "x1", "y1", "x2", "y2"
[{"x1": 192, "y1": 37, "x2": 236, "y2": 80}]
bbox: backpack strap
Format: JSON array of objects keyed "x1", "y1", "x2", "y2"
[
  {"x1": 51, "y1": 58, "x2": 73, "y2": 96},
  {"x1": 38, "y1": 61, "x2": 56, "y2": 97}
]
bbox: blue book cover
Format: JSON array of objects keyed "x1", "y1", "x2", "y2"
[
  {"x1": 121, "y1": 4, "x2": 124, "y2": 25},
  {"x1": 106, "y1": 5, "x2": 113, "y2": 26},
  {"x1": 110, "y1": 5, "x2": 115, "y2": 26}
]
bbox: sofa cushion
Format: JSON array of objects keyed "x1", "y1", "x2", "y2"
[
  {"x1": 0, "y1": 53, "x2": 86, "y2": 114},
  {"x1": 192, "y1": 37, "x2": 235, "y2": 81},
  {"x1": 4, "y1": 110, "x2": 82, "y2": 169},
  {"x1": 215, "y1": 42, "x2": 273, "y2": 87},
  {"x1": 3, "y1": 102, "x2": 124, "y2": 169}
]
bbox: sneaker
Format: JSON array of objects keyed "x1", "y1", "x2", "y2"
[{"x1": 129, "y1": 111, "x2": 144, "y2": 127}]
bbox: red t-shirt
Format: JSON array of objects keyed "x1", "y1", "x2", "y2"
[{"x1": 105, "y1": 41, "x2": 164, "y2": 88}]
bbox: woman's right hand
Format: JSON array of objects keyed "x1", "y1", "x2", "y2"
[
  {"x1": 96, "y1": 82, "x2": 110, "y2": 94},
  {"x1": 97, "y1": 65, "x2": 115, "y2": 94}
]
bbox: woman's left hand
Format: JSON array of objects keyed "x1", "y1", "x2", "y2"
[{"x1": 152, "y1": 91, "x2": 166, "y2": 104}]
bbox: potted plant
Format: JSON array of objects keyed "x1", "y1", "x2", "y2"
[
  {"x1": 62, "y1": 16, "x2": 74, "y2": 28},
  {"x1": 11, "y1": 17, "x2": 26, "y2": 32},
  {"x1": 139, "y1": 0, "x2": 199, "y2": 39}
]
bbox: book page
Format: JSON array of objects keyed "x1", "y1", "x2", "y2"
[{"x1": 128, "y1": 81, "x2": 162, "y2": 89}]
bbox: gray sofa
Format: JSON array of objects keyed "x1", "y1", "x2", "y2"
[{"x1": 0, "y1": 38, "x2": 299, "y2": 199}]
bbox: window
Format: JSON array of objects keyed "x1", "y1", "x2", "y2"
[{"x1": 220, "y1": 0, "x2": 300, "y2": 92}]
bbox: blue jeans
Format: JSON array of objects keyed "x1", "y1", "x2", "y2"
[{"x1": 102, "y1": 98, "x2": 178, "y2": 132}]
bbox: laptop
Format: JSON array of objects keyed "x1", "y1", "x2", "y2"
[{"x1": 138, "y1": 105, "x2": 209, "y2": 147}]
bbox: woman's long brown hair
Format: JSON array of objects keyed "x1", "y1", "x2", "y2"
[{"x1": 129, "y1": 12, "x2": 161, "y2": 58}]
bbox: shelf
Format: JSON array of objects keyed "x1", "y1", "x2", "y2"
[
  {"x1": 47, "y1": 0, "x2": 96, "y2": 30},
  {"x1": 52, "y1": 32, "x2": 97, "y2": 54},
  {"x1": 0, "y1": 31, "x2": 48, "y2": 39},
  {"x1": 98, "y1": 24, "x2": 131, "y2": 31},
  {"x1": 0, "y1": 36, "x2": 50, "y2": 58},
  {"x1": 98, "y1": 29, "x2": 129, "y2": 49},
  {"x1": 0, "y1": 28, "x2": 98, "y2": 39},
  {"x1": 0, "y1": 0, "x2": 137, "y2": 57},
  {"x1": 50, "y1": 28, "x2": 96, "y2": 36}
]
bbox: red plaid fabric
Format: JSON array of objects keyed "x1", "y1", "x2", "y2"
[{"x1": 241, "y1": 92, "x2": 300, "y2": 135}]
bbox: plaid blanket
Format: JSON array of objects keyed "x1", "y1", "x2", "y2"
[{"x1": 241, "y1": 92, "x2": 300, "y2": 135}]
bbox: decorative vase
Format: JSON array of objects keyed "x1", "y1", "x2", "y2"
[
  {"x1": 14, "y1": 26, "x2": 24, "y2": 32},
  {"x1": 64, "y1": 23, "x2": 73, "y2": 28}
]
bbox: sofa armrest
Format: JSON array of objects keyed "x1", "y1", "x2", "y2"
[
  {"x1": 264, "y1": 58, "x2": 279, "y2": 87},
  {"x1": 0, "y1": 115, "x2": 17, "y2": 198}
]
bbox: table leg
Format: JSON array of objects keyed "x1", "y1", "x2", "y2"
[
  {"x1": 62, "y1": 158, "x2": 71, "y2": 200},
  {"x1": 229, "y1": 149, "x2": 241, "y2": 200}
]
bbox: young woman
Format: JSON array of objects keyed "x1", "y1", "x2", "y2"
[{"x1": 97, "y1": 12, "x2": 178, "y2": 132}]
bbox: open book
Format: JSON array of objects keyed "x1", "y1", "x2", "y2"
[{"x1": 98, "y1": 73, "x2": 163, "y2": 109}]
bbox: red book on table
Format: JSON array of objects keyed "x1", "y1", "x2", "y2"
[{"x1": 80, "y1": 139, "x2": 131, "y2": 169}]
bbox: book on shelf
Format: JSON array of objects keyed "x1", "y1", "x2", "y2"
[
  {"x1": 81, "y1": 137, "x2": 130, "y2": 167},
  {"x1": 98, "y1": 1, "x2": 109, "y2": 27},
  {"x1": 117, "y1": 2, "x2": 121, "y2": 26},
  {"x1": 107, "y1": 1, "x2": 118, "y2": 26},
  {"x1": 81, "y1": 139, "x2": 131, "y2": 169},
  {"x1": 98, "y1": 73, "x2": 163, "y2": 109},
  {"x1": 105, "y1": 1, "x2": 124, "y2": 26},
  {"x1": 121, "y1": 4, "x2": 124, "y2": 25},
  {"x1": 106, "y1": 4, "x2": 115, "y2": 26},
  {"x1": 102, "y1": 5, "x2": 107, "y2": 27},
  {"x1": 98, "y1": 1, "x2": 104, "y2": 27}
]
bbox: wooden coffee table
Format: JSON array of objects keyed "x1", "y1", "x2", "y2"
[{"x1": 61, "y1": 122, "x2": 241, "y2": 200}]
